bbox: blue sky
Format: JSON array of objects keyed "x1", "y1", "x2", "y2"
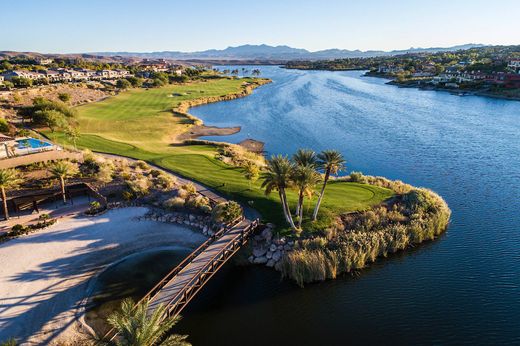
[{"x1": 2, "y1": 0, "x2": 519, "y2": 53}]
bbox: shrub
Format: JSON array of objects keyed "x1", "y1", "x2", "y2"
[
  {"x1": 122, "y1": 190, "x2": 135, "y2": 201},
  {"x1": 155, "y1": 173, "x2": 176, "y2": 190},
  {"x1": 0, "y1": 118, "x2": 9, "y2": 133},
  {"x1": 181, "y1": 182, "x2": 197, "y2": 195},
  {"x1": 163, "y1": 197, "x2": 185, "y2": 210},
  {"x1": 126, "y1": 177, "x2": 151, "y2": 196},
  {"x1": 185, "y1": 195, "x2": 210, "y2": 210},
  {"x1": 349, "y1": 171, "x2": 366, "y2": 183},
  {"x1": 11, "y1": 224, "x2": 27, "y2": 235},
  {"x1": 57, "y1": 93, "x2": 71, "y2": 102},
  {"x1": 88, "y1": 201, "x2": 102, "y2": 214},
  {"x1": 211, "y1": 201, "x2": 242, "y2": 224},
  {"x1": 133, "y1": 160, "x2": 149, "y2": 170}
]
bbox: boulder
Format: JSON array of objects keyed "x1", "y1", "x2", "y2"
[
  {"x1": 269, "y1": 244, "x2": 277, "y2": 252},
  {"x1": 248, "y1": 256, "x2": 254, "y2": 263},
  {"x1": 266, "y1": 259, "x2": 276, "y2": 267},
  {"x1": 272, "y1": 250, "x2": 282, "y2": 262},
  {"x1": 266, "y1": 251, "x2": 273, "y2": 259},
  {"x1": 189, "y1": 214, "x2": 196, "y2": 222},
  {"x1": 253, "y1": 247, "x2": 267, "y2": 257},
  {"x1": 253, "y1": 256, "x2": 268, "y2": 264},
  {"x1": 284, "y1": 244, "x2": 292, "y2": 251}
]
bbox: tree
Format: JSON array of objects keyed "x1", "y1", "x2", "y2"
[
  {"x1": 312, "y1": 150, "x2": 346, "y2": 221},
  {"x1": 261, "y1": 155, "x2": 298, "y2": 231},
  {"x1": 116, "y1": 78, "x2": 131, "y2": 90},
  {"x1": 291, "y1": 164, "x2": 321, "y2": 228},
  {"x1": 65, "y1": 125, "x2": 80, "y2": 150},
  {"x1": 126, "y1": 76, "x2": 143, "y2": 87},
  {"x1": 0, "y1": 169, "x2": 20, "y2": 220},
  {"x1": 292, "y1": 149, "x2": 317, "y2": 216},
  {"x1": 11, "y1": 76, "x2": 32, "y2": 88},
  {"x1": 103, "y1": 298, "x2": 190, "y2": 346},
  {"x1": 58, "y1": 92, "x2": 71, "y2": 102},
  {"x1": 0, "y1": 118, "x2": 9, "y2": 134},
  {"x1": 242, "y1": 161, "x2": 260, "y2": 190},
  {"x1": 34, "y1": 109, "x2": 67, "y2": 133},
  {"x1": 48, "y1": 161, "x2": 78, "y2": 203},
  {"x1": 211, "y1": 201, "x2": 242, "y2": 224}
]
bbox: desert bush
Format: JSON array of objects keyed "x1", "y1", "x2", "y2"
[
  {"x1": 132, "y1": 160, "x2": 149, "y2": 170},
  {"x1": 163, "y1": 197, "x2": 185, "y2": 210},
  {"x1": 181, "y1": 182, "x2": 197, "y2": 195},
  {"x1": 122, "y1": 190, "x2": 134, "y2": 201},
  {"x1": 126, "y1": 177, "x2": 151, "y2": 196},
  {"x1": 155, "y1": 173, "x2": 176, "y2": 190},
  {"x1": 348, "y1": 171, "x2": 366, "y2": 183},
  {"x1": 185, "y1": 195, "x2": 210, "y2": 210},
  {"x1": 211, "y1": 201, "x2": 242, "y2": 224}
]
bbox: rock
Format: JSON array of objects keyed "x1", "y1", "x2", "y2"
[
  {"x1": 284, "y1": 244, "x2": 292, "y2": 251},
  {"x1": 253, "y1": 256, "x2": 268, "y2": 264},
  {"x1": 203, "y1": 225, "x2": 208, "y2": 233},
  {"x1": 189, "y1": 214, "x2": 196, "y2": 222},
  {"x1": 288, "y1": 240, "x2": 294, "y2": 246},
  {"x1": 272, "y1": 250, "x2": 282, "y2": 262},
  {"x1": 261, "y1": 228, "x2": 273, "y2": 240},
  {"x1": 266, "y1": 251, "x2": 273, "y2": 259},
  {"x1": 248, "y1": 256, "x2": 254, "y2": 263},
  {"x1": 266, "y1": 259, "x2": 276, "y2": 267},
  {"x1": 183, "y1": 220, "x2": 190, "y2": 225},
  {"x1": 253, "y1": 247, "x2": 267, "y2": 257},
  {"x1": 277, "y1": 245, "x2": 284, "y2": 250},
  {"x1": 269, "y1": 244, "x2": 277, "y2": 252},
  {"x1": 266, "y1": 223, "x2": 275, "y2": 229}
]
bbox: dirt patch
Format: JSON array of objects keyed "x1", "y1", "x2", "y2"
[
  {"x1": 238, "y1": 138, "x2": 265, "y2": 153},
  {"x1": 176, "y1": 124, "x2": 241, "y2": 141}
]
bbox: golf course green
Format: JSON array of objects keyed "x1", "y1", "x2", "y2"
[{"x1": 50, "y1": 77, "x2": 394, "y2": 228}]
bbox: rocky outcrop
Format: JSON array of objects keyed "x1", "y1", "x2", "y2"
[{"x1": 248, "y1": 223, "x2": 294, "y2": 269}]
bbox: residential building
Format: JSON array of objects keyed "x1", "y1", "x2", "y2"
[{"x1": 508, "y1": 59, "x2": 520, "y2": 72}]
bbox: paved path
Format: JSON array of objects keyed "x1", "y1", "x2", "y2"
[{"x1": 146, "y1": 219, "x2": 252, "y2": 316}]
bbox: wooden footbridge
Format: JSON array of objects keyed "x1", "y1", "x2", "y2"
[{"x1": 105, "y1": 217, "x2": 260, "y2": 340}]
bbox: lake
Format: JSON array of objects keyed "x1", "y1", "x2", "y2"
[{"x1": 175, "y1": 66, "x2": 520, "y2": 345}]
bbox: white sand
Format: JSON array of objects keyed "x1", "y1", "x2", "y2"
[{"x1": 0, "y1": 207, "x2": 206, "y2": 345}]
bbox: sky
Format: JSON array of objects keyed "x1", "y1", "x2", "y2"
[{"x1": 1, "y1": 0, "x2": 519, "y2": 53}]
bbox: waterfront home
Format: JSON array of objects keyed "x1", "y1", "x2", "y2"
[{"x1": 508, "y1": 59, "x2": 520, "y2": 72}]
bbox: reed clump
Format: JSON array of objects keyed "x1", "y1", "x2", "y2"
[{"x1": 279, "y1": 175, "x2": 451, "y2": 287}]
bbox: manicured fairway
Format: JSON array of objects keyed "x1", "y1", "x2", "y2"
[{"x1": 50, "y1": 78, "x2": 394, "y2": 228}]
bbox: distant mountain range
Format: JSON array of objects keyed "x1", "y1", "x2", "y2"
[{"x1": 94, "y1": 43, "x2": 486, "y2": 61}]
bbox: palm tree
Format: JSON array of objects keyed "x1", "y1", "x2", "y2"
[
  {"x1": 292, "y1": 149, "x2": 317, "y2": 216},
  {"x1": 291, "y1": 165, "x2": 321, "y2": 228},
  {"x1": 312, "y1": 150, "x2": 346, "y2": 221},
  {"x1": 105, "y1": 298, "x2": 190, "y2": 346},
  {"x1": 0, "y1": 169, "x2": 21, "y2": 220},
  {"x1": 48, "y1": 161, "x2": 77, "y2": 204},
  {"x1": 65, "y1": 126, "x2": 80, "y2": 150},
  {"x1": 261, "y1": 155, "x2": 297, "y2": 231}
]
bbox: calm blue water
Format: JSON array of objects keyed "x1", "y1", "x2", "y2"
[
  {"x1": 16, "y1": 137, "x2": 51, "y2": 149},
  {"x1": 184, "y1": 66, "x2": 520, "y2": 345}
]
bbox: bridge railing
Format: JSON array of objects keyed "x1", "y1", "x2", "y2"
[{"x1": 162, "y1": 218, "x2": 260, "y2": 318}]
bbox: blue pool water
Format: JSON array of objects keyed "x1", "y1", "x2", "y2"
[{"x1": 16, "y1": 138, "x2": 52, "y2": 149}]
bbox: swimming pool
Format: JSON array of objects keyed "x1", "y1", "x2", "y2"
[{"x1": 16, "y1": 138, "x2": 52, "y2": 149}]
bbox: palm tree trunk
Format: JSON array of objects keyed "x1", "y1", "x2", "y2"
[
  {"x1": 297, "y1": 190, "x2": 304, "y2": 228},
  {"x1": 278, "y1": 190, "x2": 292, "y2": 224},
  {"x1": 312, "y1": 169, "x2": 330, "y2": 221},
  {"x1": 281, "y1": 188, "x2": 298, "y2": 230},
  {"x1": 1, "y1": 187, "x2": 9, "y2": 221},
  {"x1": 298, "y1": 194, "x2": 305, "y2": 228},
  {"x1": 60, "y1": 177, "x2": 67, "y2": 203}
]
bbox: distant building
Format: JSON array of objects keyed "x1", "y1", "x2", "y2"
[
  {"x1": 508, "y1": 59, "x2": 520, "y2": 73},
  {"x1": 1, "y1": 70, "x2": 45, "y2": 80},
  {"x1": 36, "y1": 58, "x2": 53, "y2": 65}
]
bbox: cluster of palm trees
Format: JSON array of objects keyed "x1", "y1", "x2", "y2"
[
  {"x1": 0, "y1": 161, "x2": 78, "y2": 221},
  {"x1": 261, "y1": 149, "x2": 345, "y2": 232}
]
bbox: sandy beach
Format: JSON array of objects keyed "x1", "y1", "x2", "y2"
[{"x1": 0, "y1": 207, "x2": 205, "y2": 345}]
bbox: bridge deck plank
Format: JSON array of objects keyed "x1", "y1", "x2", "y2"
[{"x1": 147, "y1": 219, "x2": 251, "y2": 314}]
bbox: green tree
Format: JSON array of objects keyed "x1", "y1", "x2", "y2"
[
  {"x1": 116, "y1": 78, "x2": 131, "y2": 90},
  {"x1": 291, "y1": 164, "x2": 321, "y2": 228},
  {"x1": 312, "y1": 150, "x2": 346, "y2": 221},
  {"x1": 0, "y1": 169, "x2": 21, "y2": 220},
  {"x1": 126, "y1": 76, "x2": 143, "y2": 87},
  {"x1": 211, "y1": 201, "x2": 243, "y2": 224},
  {"x1": 64, "y1": 125, "x2": 80, "y2": 150},
  {"x1": 0, "y1": 118, "x2": 9, "y2": 134},
  {"x1": 48, "y1": 161, "x2": 78, "y2": 203},
  {"x1": 242, "y1": 161, "x2": 260, "y2": 190},
  {"x1": 57, "y1": 93, "x2": 71, "y2": 102},
  {"x1": 103, "y1": 298, "x2": 190, "y2": 346},
  {"x1": 11, "y1": 77, "x2": 32, "y2": 88},
  {"x1": 261, "y1": 155, "x2": 298, "y2": 231}
]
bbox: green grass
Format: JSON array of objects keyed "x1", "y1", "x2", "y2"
[{"x1": 48, "y1": 78, "x2": 395, "y2": 229}]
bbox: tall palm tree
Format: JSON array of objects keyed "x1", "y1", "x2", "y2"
[
  {"x1": 292, "y1": 148, "x2": 317, "y2": 168},
  {"x1": 48, "y1": 161, "x2": 77, "y2": 204},
  {"x1": 291, "y1": 165, "x2": 321, "y2": 228},
  {"x1": 105, "y1": 298, "x2": 190, "y2": 346},
  {"x1": 0, "y1": 169, "x2": 21, "y2": 220},
  {"x1": 261, "y1": 155, "x2": 297, "y2": 231},
  {"x1": 292, "y1": 149, "x2": 317, "y2": 216},
  {"x1": 312, "y1": 150, "x2": 346, "y2": 221}
]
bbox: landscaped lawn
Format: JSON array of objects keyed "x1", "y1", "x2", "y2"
[{"x1": 48, "y1": 78, "x2": 394, "y2": 228}]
